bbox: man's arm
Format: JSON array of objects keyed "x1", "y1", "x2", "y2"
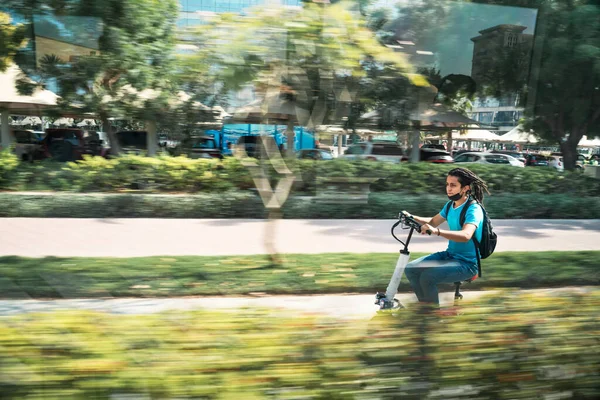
[
  {"x1": 412, "y1": 213, "x2": 446, "y2": 227},
  {"x1": 421, "y1": 222, "x2": 476, "y2": 242}
]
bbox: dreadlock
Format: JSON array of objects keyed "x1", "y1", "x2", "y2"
[{"x1": 448, "y1": 167, "x2": 490, "y2": 203}]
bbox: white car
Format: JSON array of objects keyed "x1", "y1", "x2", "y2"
[
  {"x1": 453, "y1": 152, "x2": 525, "y2": 167},
  {"x1": 340, "y1": 142, "x2": 407, "y2": 163},
  {"x1": 549, "y1": 153, "x2": 586, "y2": 171},
  {"x1": 548, "y1": 155, "x2": 564, "y2": 171}
]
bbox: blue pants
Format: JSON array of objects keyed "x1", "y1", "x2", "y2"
[{"x1": 405, "y1": 251, "x2": 478, "y2": 305}]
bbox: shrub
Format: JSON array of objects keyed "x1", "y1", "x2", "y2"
[
  {"x1": 0, "y1": 149, "x2": 19, "y2": 189},
  {"x1": 1, "y1": 191, "x2": 599, "y2": 219},
  {"x1": 2, "y1": 156, "x2": 600, "y2": 198},
  {"x1": 0, "y1": 292, "x2": 597, "y2": 398}
]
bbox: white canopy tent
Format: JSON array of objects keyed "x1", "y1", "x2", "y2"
[
  {"x1": 14, "y1": 116, "x2": 43, "y2": 126},
  {"x1": 452, "y1": 127, "x2": 502, "y2": 142},
  {"x1": 0, "y1": 64, "x2": 59, "y2": 149},
  {"x1": 425, "y1": 127, "x2": 501, "y2": 142},
  {"x1": 76, "y1": 118, "x2": 97, "y2": 127},
  {"x1": 499, "y1": 125, "x2": 539, "y2": 144},
  {"x1": 52, "y1": 117, "x2": 74, "y2": 126},
  {"x1": 578, "y1": 135, "x2": 600, "y2": 148}
]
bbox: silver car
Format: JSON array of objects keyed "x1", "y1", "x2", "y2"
[{"x1": 453, "y1": 152, "x2": 525, "y2": 167}]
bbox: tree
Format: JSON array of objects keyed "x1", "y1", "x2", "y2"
[
  {"x1": 182, "y1": 1, "x2": 426, "y2": 262},
  {"x1": 0, "y1": 12, "x2": 27, "y2": 72},
  {"x1": 10, "y1": 0, "x2": 182, "y2": 155},
  {"x1": 368, "y1": 0, "x2": 599, "y2": 170},
  {"x1": 184, "y1": 1, "x2": 425, "y2": 134},
  {"x1": 522, "y1": 0, "x2": 600, "y2": 170},
  {"x1": 418, "y1": 68, "x2": 477, "y2": 114}
]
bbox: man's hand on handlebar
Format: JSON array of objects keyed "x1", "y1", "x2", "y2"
[
  {"x1": 420, "y1": 223, "x2": 437, "y2": 236},
  {"x1": 402, "y1": 211, "x2": 429, "y2": 226}
]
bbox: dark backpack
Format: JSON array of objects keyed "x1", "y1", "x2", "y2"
[{"x1": 444, "y1": 198, "x2": 497, "y2": 277}]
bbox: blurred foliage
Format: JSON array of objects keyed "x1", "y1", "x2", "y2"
[
  {"x1": 0, "y1": 251, "x2": 598, "y2": 298},
  {"x1": 0, "y1": 150, "x2": 19, "y2": 189},
  {"x1": 0, "y1": 291, "x2": 598, "y2": 398},
  {"x1": 2, "y1": 157, "x2": 600, "y2": 198},
  {"x1": 1, "y1": 191, "x2": 600, "y2": 219},
  {"x1": 9, "y1": 0, "x2": 184, "y2": 155},
  {"x1": 0, "y1": 191, "x2": 265, "y2": 218},
  {"x1": 368, "y1": 163, "x2": 600, "y2": 197},
  {"x1": 2, "y1": 156, "x2": 600, "y2": 218},
  {"x1": 521, "y1": 0, "x2": 600, "y2": 170},
  {"x1": 366, "y1": 192, "x2": 600, "y2": 219},
  {"x1": 0, "y1": 12, "x2": 27, "y2": 71},
  {"x1": 184, "y1": 0, "x2": 427, "y2": 129}
]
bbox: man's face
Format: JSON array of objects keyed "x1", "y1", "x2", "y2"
[{"x1": 446, "y1": 176, "x2": 465, "y2": 197}]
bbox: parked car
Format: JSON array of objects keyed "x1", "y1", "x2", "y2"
[
  {"x1": 587, "y1": 154, "x2": 600, "y2": 165},
  {"x1": 453, "y1": 152, "x2": 524, "y2": 167},
  {"x1": 41, "y1": 128, "x2": 87, "y2": 161},
  {"x1": 297, "y1": 148, "x2": 333, "y2": 160},
  {"x1": 550, "y1": 152, "x2": 586, "y2": 170},
  {"x1": 115, "y1": 131, "x2": 148, "y2": 154},
  {"x1": 421, "y1": 143, "x2": 446, "y2": 151},
  {"x1": 83, "y1": 131, "x2": 111, "y2": 158},
  {"x1": 236, "y1": 135, "x2": 263, "y2": 158},
  {"x1": 42, "y1": 128, "x2": 110, "y2": 161},
  {"x1": 491, "y1": 150, "x2": 526, "y2": 165},
  {"x1": 524, "y1": 153, "x2": 550, "y2": 167},
  {"x1": 419, "y1": 148, "x2": 454, "y2": 163},
  {"x1": 341, "y1": 141, "x2": 407, "y2": 163},
  {"x1": 452, "y1": 149, "x2": 482, "y2": 157},
  {"x1": 548, "y1": 155, "x2": 564, "y2": 171},
  {"x1": 189, "y1": 136, "x2": 222, "y2": 159},
  {"x1": 12, "y1": 129, "x2": 45, "y2": 161}
]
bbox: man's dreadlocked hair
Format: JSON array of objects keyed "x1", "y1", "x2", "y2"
[{"x1": 448, "y1": 167, "x2": 490, "y2": 203}]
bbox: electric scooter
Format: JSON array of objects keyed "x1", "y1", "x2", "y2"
[{"x1": 374, "y1": 211, "x2": 432, "y2": 310}]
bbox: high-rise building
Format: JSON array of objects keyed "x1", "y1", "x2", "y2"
[
  {"x1": 470, "y1": 24, "x2": 533, "y2": 85},
  {"x1": 468, "y1": 25, "x2": 533, "y2": 133}
]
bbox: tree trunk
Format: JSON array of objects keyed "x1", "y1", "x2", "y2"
[
  {"x1": 145, "y1": 120, "x2": 158, "y2": 157},
  {"x1": 1, "y1": 112, "x2": 11, "y2": 150},
  {"x1": 286, "y1": 119, "x2": 294, "y2": 159},
  {"x1": 410, "y1": 129, "x2": 420, "y2": 163},
  {"x1": 101, "y1": 114, "x2": 121, "y2": 156},
  {"x1": 265, "y1": 209, "x2": 281, "y2": 266},
  {"x1": 559, "y1": 125, "x2": 586, "y2": 171},
  {"x1": 559, "y1": 141, "x2": 577, "y2": 171}
]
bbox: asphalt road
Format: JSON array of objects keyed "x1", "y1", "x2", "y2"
[{"x1": 1, "y1": 218, "x2": 599, "y2": 257}]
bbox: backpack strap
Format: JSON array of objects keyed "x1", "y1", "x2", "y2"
[
  {"x1": 460, "y1": 198, "x2": 482, "y2": 278},
  {"x1": 443, "y1": 200, "x2": 452, "y2": 218}
]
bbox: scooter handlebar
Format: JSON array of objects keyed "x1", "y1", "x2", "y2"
[{"x1": 398, "y1": 211, "x2": 433, "y2": 235}]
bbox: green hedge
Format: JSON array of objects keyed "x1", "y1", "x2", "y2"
[
  {"x1": 1, "y1": 252, "x2": 598, "y2": 299},
  {"x1": 1, "y1": 191, "x2": 600, "y2": 219},
  {"x1": 0, "y1": 291, "x2": 598, "y2": 398},
  {"x1": 2, "y1": 151, "x2": 600, "y2": 196}
]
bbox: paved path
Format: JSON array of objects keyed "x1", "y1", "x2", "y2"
[
  {"x1": 0, "y1": 288, "x2": 594, "y2": 318},
  {"x1": 1, "y1": 218, "x2": 599, "y2": 257}
]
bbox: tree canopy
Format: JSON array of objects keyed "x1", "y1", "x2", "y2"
[
  {"x1": 523, "y1": 0, "x2": 600, "y2": 169},
  {"x1": 0, "y1": 12, "x2": 27, "y2": 72},
  {"x1": 182, "y1": 1, "x2": 428, "y2": 130}
]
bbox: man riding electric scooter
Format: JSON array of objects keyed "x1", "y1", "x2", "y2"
[{"x1": 402, "y1": 167, "x2": 489, "y2": 308}]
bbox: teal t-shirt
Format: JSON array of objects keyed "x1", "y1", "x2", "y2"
[{"x1": 440, "y1": 200, "x2": 484, "y2": 265}]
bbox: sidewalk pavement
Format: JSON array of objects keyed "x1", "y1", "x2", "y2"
[
  {"x1": 1, "y1": 218, "x2": 599, "y2": 258},
  {"x1": 0, "y1": 287, "x2": 594, "y2": 318}
]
